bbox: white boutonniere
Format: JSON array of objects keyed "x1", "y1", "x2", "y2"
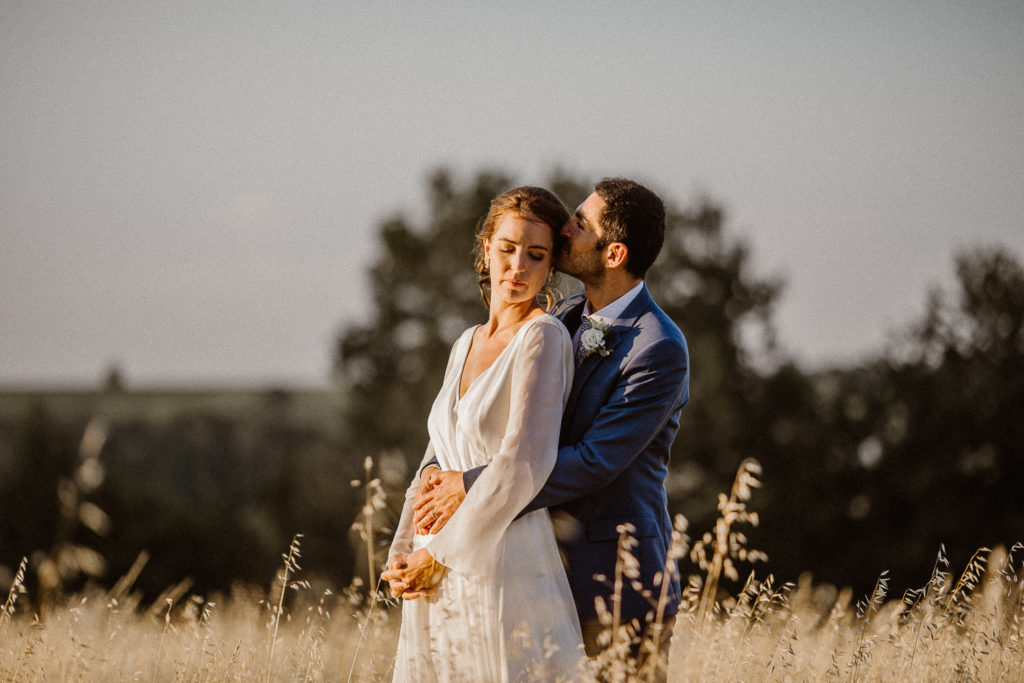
[{"x1": 580, "y1": 319, "x2": 613, "y2": 358}]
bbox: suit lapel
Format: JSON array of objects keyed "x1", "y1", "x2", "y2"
[
  {"x1": 571, "y1": 341, "x2": 607, "y2": 400},
  {"x1": 558, "y1": 299, "x2": 587, "y2": 339},
  {"x1": 563, "y1": 286, "x2": 656, "y2": 426}
]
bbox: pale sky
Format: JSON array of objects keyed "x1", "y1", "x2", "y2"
[{"x1": 2, "y1": 1, "x2": 1022, "y2": 386}]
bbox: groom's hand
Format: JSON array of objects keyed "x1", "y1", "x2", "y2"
[
  {"x1": 413, "y1": 469, "x2": 466, "y2": 534},
  {"x1": 412, "y1": 466, "x2": 439, "y2": 534}
]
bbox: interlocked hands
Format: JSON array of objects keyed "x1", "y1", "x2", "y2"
[{"x1": 382, "y1": 468, "x2": 466, "y2": 600}]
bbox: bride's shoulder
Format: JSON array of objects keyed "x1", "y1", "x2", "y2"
[
  {"x1": 446, "y1": 324, "x2": 480, "y2": 355},
  {"x1": 460, "y1": 323, "x2": 481, "y2": 339},
  {"x1": 522, "y1": 313, "x2": 571, "y2": 347}
]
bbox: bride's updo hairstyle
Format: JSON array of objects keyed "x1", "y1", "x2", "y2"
[{"x1": 474, "y1": 186, "x2": 569, "y2": 311}]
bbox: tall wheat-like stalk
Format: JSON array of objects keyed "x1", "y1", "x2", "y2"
[
  {"x1": 362, "y1": 456, "x2": 376, "y2": 591},
  {"x1": 901, "y1": 544, "x2": 950, "y2": 675},
  {"x1": 267, "y1": 533, "x2": 303, "y2": 682},
  {"x1": 944, "y1": 546, "x2": 990, "y2": 620},
  {"x1": 850, "y1": 570, "x2": 889, "y2": 681},
  {"x1": 1, "y1": 556, "x2": 28, "y2": 626},
  {"x1": 637, "y1": 514, "x2": 690, "y2": 683},
  {"x1": 690, "y1": 458, "x2": 767, "y2": 625},
  {"x1": 997, "y1": 542, "x2": 1024, "y2": 646},
  {"x1": 300, "y1": 589, "x2": 332, "y2": 682},
  {"x1": 612, "y1": 522, "x2": 639, "y2": 646},
  {"x1": 344, "y1": 454, "x2": 393, "y2": 681},
  {"x1": 150, "y1": 598, "x2": 174, "y2": 683},
  {"x1": 4, "y1": 455, "x2": 1024, "y2": 681},
  {"x1": 587, "y1": 523, "x2": 645, "y2": 681},
  {"x1": 346, "y1": 574, "x2": 387, "y2": 683},
  {"x1": 349, "y1": 455, "x2": 389, "y2": 596},
  {"x1": 36, "y1": 417, "x2": 111, "y2": 613}
]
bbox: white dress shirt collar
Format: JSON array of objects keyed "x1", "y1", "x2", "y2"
[{"x1": 582, "y1": 281, "x2": 645, "y2": 325}]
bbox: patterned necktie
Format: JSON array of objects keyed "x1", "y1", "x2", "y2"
[{"x1": 573, "y1": 316, "x2": 592, "y2": 367}]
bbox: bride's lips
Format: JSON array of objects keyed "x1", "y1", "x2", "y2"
[{"x1": 507, "y1": 279, "x2": 527, "y2": 287}]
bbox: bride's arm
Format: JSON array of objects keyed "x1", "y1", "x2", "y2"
[
  {"x1": 387, "y1": 441, "x2": 437, "y2": 562},
  {"x1": 384, "y1": 442, "x2": 444, "y2": 598},
  {"x1": 424, "y1": 320, "x2": 572, "y2": 577},
  {"x1": 389, "y1": 325, "x2": 472, "y2": 558}
]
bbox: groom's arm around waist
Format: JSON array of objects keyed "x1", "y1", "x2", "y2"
[{"x1": 464, "y1": 335, "x2": 689, "y2": 511}]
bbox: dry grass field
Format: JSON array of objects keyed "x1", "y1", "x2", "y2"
[{"x1": 2, "y1": 460, "x2": 1022, "y2": 682}]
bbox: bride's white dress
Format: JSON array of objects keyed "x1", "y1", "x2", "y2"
[{"x1": 389, "y1": 314, "x2": 587, "y2": 682}]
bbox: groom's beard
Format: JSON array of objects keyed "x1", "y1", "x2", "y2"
[{"x1": 557, "y1": 244, "x2": 605, "y2": 287}]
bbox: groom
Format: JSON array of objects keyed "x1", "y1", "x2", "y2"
[{"x1": 412, "y1": 178, "x2": 689, "y2": 674}]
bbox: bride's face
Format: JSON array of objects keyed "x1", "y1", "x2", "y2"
[{"x1": 484, "y1": 214, "x2": 554, "y2": 306}]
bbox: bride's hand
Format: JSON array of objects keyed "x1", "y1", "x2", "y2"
[
  {"x1": 395, "y1": 548, "x2": 446, "y2": 600},
  {"x1": 413, "y1": 470, "x2": 466, "y2": 533},
  {"x1": 382, "y1": 554, "x2": 409, "y2": 598}
]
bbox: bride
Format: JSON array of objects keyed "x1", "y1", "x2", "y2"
[{"x1": 382, "y1": 186, "x2": 587, "y2": 681}]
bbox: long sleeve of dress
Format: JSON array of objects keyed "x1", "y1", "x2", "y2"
[
  {"x1": 521, "y1": 338, "x2": 688, "y2": 512},
  {"x1": 426, "y1": 320, "x2": 572, "y2": 577},
  {"x1": 388, "y1": 440, "x2": 436, "y2": 562},
  {"x1": 387, "y1": 329, "x2": 470, "y2": 563}
]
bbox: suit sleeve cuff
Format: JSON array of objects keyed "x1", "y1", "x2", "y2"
[
  {"x1": 419, "y1": 459, "x2": 440, "y2": 477},
  {"x1": 463, "y1": 465, "x2": 485, "y2": 491}
]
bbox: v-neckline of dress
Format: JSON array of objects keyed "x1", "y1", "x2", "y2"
[{"x1": 455, "y1": 315, "x2": 543, "y2": 405}]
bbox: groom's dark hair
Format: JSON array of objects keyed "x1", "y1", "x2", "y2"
[{"x1": 594, "y1": 178, "x2": 665, "y2": 279}]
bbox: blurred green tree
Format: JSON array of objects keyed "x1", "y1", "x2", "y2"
[
  {"x1": 757, "y1": 245, "x2": 1024, "y2": 594},
  {"x1": 855, "y1": 246, "x2": 1024, "y2": 587},
  {"x1": 644, "y1": 200, "x2": 786, "y2": 516}
]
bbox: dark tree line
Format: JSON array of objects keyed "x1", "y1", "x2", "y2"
[
  {"x1": 0, "y1": 393, "x2": 362, "y2": 602},
  {"x1": 2, "y1": 167, "x2": 1021, "y2": 603}
]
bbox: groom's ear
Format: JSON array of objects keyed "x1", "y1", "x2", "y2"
[{"x1": 604, "y1": 242, "x2": 629, "y2": 270}]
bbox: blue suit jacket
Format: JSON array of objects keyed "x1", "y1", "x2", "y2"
[{"x1": 464, "y1": 285, "x2": 690, "y2": 626}]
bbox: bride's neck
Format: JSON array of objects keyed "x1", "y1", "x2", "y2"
[{"x1": 483, "y1": 300, "x2": 542, "y2": 337}]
